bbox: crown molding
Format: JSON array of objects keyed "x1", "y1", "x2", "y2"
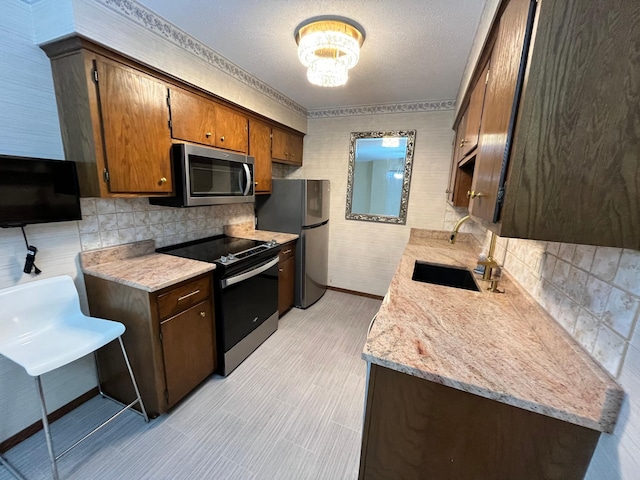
[
  {"x1": 307, "y1": 99, "x2": 456, "y2": 118},
  {"x1": 94, "y1": 0, "x2": 308, "y2": 117}
]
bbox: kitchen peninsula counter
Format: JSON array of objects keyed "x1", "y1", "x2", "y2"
[
  {"x1": 80, "y1": 240, "x2": 215, "y2": 292},
  {"x1": 363, "y1": 229, "x2": 623, "y2": 434}
]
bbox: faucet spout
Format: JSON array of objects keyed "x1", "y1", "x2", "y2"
[{"x1": 449, "y1": 215, "x2": 470, "y2": 244}]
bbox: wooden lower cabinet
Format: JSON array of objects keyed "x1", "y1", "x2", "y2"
[
  {"x1": 278, "y1": 242, "x2": 296, "y2": 315},
  {"x1": 359, "y1": 364, "x2": 600, "y2": 480},
  {"x1": 85, "y1": 273, "x2": 216, "y2": 416}
]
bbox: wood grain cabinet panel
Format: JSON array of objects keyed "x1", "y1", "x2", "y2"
[
  {"x1": 278, "y1": 242, "x2": 296, "y2": 315},
  {"x1": 454, "y1": 0, "x2": 640, "y2": 248},
  {"x1": 169, "y1": 87, "x2": 217, "y2": 147},
  {"x1": 215, "y1": 104, "x2": 248, "y2": 153},
  {"x1": 249, "y1": 119, "x2": 273, "y2": 194},
  {"x1": 43, "y1": 43, "x2": 173, "y2": 197},
  {"x1": 85, "y1": 273, "x2": 216, "y2": 416},
  {"x1": 272, "y1": 127, "x2": 304, "y2": 166},
  {"x1": 359, "y1": 364, "x2": 600, "y2": 480}
]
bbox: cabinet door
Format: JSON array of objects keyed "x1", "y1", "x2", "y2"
[
  {"x1": 249, "y1": 119, "x2": 272, "y2": 194},
  {"x1": 96, "y1": 59, "x2": 173, "y2": 193},
  {"x1": 160, "y1": 300, "x2": 215, "y2": 408},
  {"x1": 215, "y1": 105, "x2": 248, "y2": 153},
  {"x1": 462, "y1": 61, "x2": 490, "y2": 157},
  {"x1": 278, "y1": 246, "x2": 295, "y2": 315},
  {"x1": 287, "y1": 134, "x2": 303, "y2": 166},
  {"x1": 447, "y1": 122, "x2": 471, "y2": 207},
  {"x1": 271, "y1": 127, "x2": 289, "y2": 162},
  {"x1": 470, "y1": 0, "x2": 536, "y2": 223},
  {"x1": 169, "y1": 88, "x2": 217, "y2": 147}
]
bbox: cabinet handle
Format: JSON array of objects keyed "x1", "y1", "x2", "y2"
[
  {"x1": 159, "y1": 177, "x2": 167, "y2": 185},
  {"x1": 460, "y1": 139, "x2": 467, "y2": 148},
  {"x1": 279, "y1": 268, "x2": 283, "y2": 272},
  {"x1": 283, "y1": 249, "x2": 292, "y2": 254},
  {"x1": 254, "y1": 181, "x2": 259, "y2": 185},
  {"x1": 205, "y1": 132, "x2": 212, "y2": 138},
  {"x1": 220, "y1": 135, "x2": 225, "y2": 142},
  {"x1": 467, "y1": 190, "x2": 484, "y2": 199},
  {"x1": 200, "y1": 311, "x2": 206, "y2": 317},
  {"x1": 178, "y1": 289, "x2": 200, "y2": 301}
]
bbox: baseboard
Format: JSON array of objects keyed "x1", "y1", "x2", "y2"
[
  {"x1": 327, "y1": 286, "x2": 384, "y2": 301},
  {"x1": 0, "y1": 387, "x2": 99, "y2": 454}
]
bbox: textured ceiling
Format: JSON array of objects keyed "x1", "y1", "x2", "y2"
[{"x1": 135, "y1": 0, "x2": 487, "y2": 110}]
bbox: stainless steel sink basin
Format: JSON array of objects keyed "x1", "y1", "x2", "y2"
[{"x1": 412, "y1": 261, "x2": 480, "y2": 292}]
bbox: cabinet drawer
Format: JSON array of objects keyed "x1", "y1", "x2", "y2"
[
  {"x1": 279, "y1": 243, "x2": 295, "y2": 262},
  {"x1": 157, "y1": 275, "x2": 211, "y2": 320}
]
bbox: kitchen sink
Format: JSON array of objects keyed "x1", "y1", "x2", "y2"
[{"x1": 412, "y1": 261, "x2": 480, "y2": 292}]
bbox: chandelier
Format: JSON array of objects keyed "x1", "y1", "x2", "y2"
[{"x1": 295, "y1": 18, "x2": 365, "y2": 87}]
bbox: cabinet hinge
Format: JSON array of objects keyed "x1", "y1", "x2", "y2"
[
  {"x1": 164, "y1": 389, "x2": 169, "y2": 403},
  {"x1": 485, "y1": 69, "x2": 490, "y2": 85},
  {"x1": 166, "y1": 94, "x2": 171, "y2": 107},
  {"x1": 269, "y1": 133, "x2": 273, "y2": 139},
  {"x1": 159, "y1": 331, "x2": 163, "y2": 341},
  {"x1": 102, "y1": 168, "x2": 109, "y2": 183},
  {"x1": 496, "y1": 186, "x2": 505, "y2": 206},
  {"x1": 168, "y1": 119, "x2": 172, "y2": 130},
  {"x1": 92, "y1": 69, "x2": 98, "y2": 83}
]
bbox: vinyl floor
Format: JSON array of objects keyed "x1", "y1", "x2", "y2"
[{"x1": 1, "y1": 290, "x2": 381, "y2": 480}]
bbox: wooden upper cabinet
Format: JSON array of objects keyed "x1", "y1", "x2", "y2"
[
  {"x1": 169, "y1": 87, "x2": 217, "y2": 147},
  {"x1": 96, "y1": 59, "x2": 173, "y2": 194},
  {"x1": 498, "y1": 0, "x2": 640, "y2": 248},
  {"x1": 215, "y1": 105, "x2": 248, "y2": 153},
  {"x1": 462, "y1": 61, "x2": 490, "y2": 158},
  {"x1": 272, "y1": 127, "x2": 304, "y2": 165},
  {"x1": 169, "y1": 88, "x2": 248, "y2": 153},
  {"x1": 469, "y1": 0, "x2": 534, "y2": 223},
  {"x1": 44, "y1": 42, "x2": 173, "y2": 197},
  {"x1": 249, "y1": 119, "x2": 272, "y2": 194}
]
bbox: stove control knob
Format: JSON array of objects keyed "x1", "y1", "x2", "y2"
[
  {"x1": 228, "y1": 253, "x2": 236, "y2": 260},
  {"x1": 220, "y1": 256, "x2": 228, "y2": 263}
]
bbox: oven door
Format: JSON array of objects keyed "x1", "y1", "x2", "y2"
[{"x1": 219, "y1": 256, "x2": 279, "y2": 353}]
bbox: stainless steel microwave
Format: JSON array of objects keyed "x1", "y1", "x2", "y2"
[{"x1": 151, "y1": 143, "x2": 255, "y2": 207}]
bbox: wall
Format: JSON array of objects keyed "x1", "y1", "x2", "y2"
[{"x1": 301, "y1": 110, "x2": 454, "y2": 296}]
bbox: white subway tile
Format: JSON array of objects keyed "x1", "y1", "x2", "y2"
[
  {"x1": 558, "y1": 243, "x2": 576, "y2": 262},
  {"x1": 573, "y1": 309, "x2": 600, "y2": 352},
  {"x1": 116, "y1": 212, "x2": 134, "y2": 229},
  {"x1": 79, "y1": 198, "x2": 96, "y2": 215},
  {"x1": 573, "y1": 245, "x2": 596, "y2": 271},
  {"x1": 114, "y1": 198, "x2": 133, "y2": 213},
  {"x1": 582, "y1": 275, "x2": 612, "y2": 318},
  {"x1": 117, "y1": 228, "x2": 136, "y2": 244},
  {"x1": 614, "y1": 250, "x2": 640, "y2": 297},
  {"x1": 591, "y1": 246, "x2": 622, "y2": 282},
  {"x1": 97, "y1": 213, "x2": 117, "y2": 231},
  {"x1": 593, "y1": 325, "x2": 627, "y2": 376},
  {"x1": 603, "y1": 287, "x2": 640, "y2": 339},
  {"x1": 78, "y1": 215, "x2": 99, "y2": 234}
]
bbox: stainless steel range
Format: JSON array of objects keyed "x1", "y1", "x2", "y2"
[{"x1": 158, "y1": 235, "x2": 280, "y2": 375}]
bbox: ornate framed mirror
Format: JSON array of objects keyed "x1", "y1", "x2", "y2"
[{"x1": 345, "y1": 130, "x2": 416, "y2": 224}]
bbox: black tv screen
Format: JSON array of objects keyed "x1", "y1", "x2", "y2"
[{"x1": 0, "y1": 155, "x2": 82, "y2": 228}]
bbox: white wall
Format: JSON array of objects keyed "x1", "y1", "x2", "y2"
[{"x1": 302, "y1": 110, "x2": 454, "y2": 296}]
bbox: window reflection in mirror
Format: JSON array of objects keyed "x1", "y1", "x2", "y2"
[{"x1": 345, "y1": 130, "x2": 416, "y2": 224}]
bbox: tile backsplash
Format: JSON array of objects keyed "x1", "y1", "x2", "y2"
[
  {"x1": 78, "y1": 198, "x2": 255, "y2": 251},
  {"x1": 446, "y1": 209, "x2": 639, "y2": 378}
]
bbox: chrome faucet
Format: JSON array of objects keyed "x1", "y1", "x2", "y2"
[{"x1": 449, "y1": 215, "x2": 470, "y2": 244}]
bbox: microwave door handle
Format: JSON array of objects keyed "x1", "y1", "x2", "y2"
[
  {"x1": 242, "y1": 163, "x2": 251, "y2": 196},
  {"x1": 221, "y1": 256, "x2": 279, "y2": 288}
]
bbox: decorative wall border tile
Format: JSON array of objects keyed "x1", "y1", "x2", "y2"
[
  {"x1": 307, "y1": 99, "x2": 456, "y2": 118},
  {"x1": 94, "y1": 0, "x2": 308, "y2": 117}
]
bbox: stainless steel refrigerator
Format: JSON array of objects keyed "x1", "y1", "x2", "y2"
[{"x1": 257, "y1": 179, "x2": 330, "y2": 309}]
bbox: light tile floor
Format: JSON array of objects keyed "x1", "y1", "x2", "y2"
[{"x1": 1, "y1": 290, "x2": 381, "y2": 480}]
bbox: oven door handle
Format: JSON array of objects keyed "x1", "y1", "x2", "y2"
[
  {"x1": 242, "y1": 163, "x2": 252, "y2": 196},
  {"x1": 221, "y1": 256, "x2": 279, "y2": 289}
]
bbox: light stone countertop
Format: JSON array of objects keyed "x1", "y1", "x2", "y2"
[
  {"x1": 80, "y1": 240, "x2": 215, "y2": 293},
  {"x1": 224, "y1": 222, "x2": 299, "y2": 244},
  {"x1": 363, "y1": 229, "x2": 623, "y2": 433}
]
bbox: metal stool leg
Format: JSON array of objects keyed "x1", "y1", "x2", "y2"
[
  {"x1": 118, "y1": 337, "x2": 149, "y2": 423},
  {"x1": 35, "y1": 376, "x2": 59, "y2": 480}
]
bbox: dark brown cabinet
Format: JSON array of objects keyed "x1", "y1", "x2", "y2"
[
  {"x1": 44, "y1": 43, "x2": 173, "y2": 197},
  {"x1": 272, "y1": 127, "x2": 303, "y2": 165},
  {"x1": 278, "y1": 242, "x2": 296, "y2": 315},
  {"x1": 452, "y1": 0, "x2": 640, "y2": 248},
  {"x1": 169, "y1": 87, "x2": 248, "y2": 153},
  {"x1": 249, "y1": 119, "x2": 273, "y2": 194},
  {"x1": 85, "y1": 273, "x2": 216, "y2": 416},
  {"x1": 359, "y1": 364, "x2": 599, "y2": 480}
]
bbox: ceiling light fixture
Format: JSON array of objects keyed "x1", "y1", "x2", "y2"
[{"x1": 295, "y1": 17, "x2": 365, "y2": 87}]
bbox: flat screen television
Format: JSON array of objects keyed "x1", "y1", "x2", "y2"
[{"x1": 0, "y1": 155, "x2": 82, "y2": 228}]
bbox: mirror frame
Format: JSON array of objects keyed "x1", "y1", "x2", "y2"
[{"x1": 345, "y1": 129, "x2": 416, "y2": 225}]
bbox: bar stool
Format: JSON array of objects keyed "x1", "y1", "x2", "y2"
[{"x1": 0, "y1": 276, "x2": 148, "y2": 480}]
